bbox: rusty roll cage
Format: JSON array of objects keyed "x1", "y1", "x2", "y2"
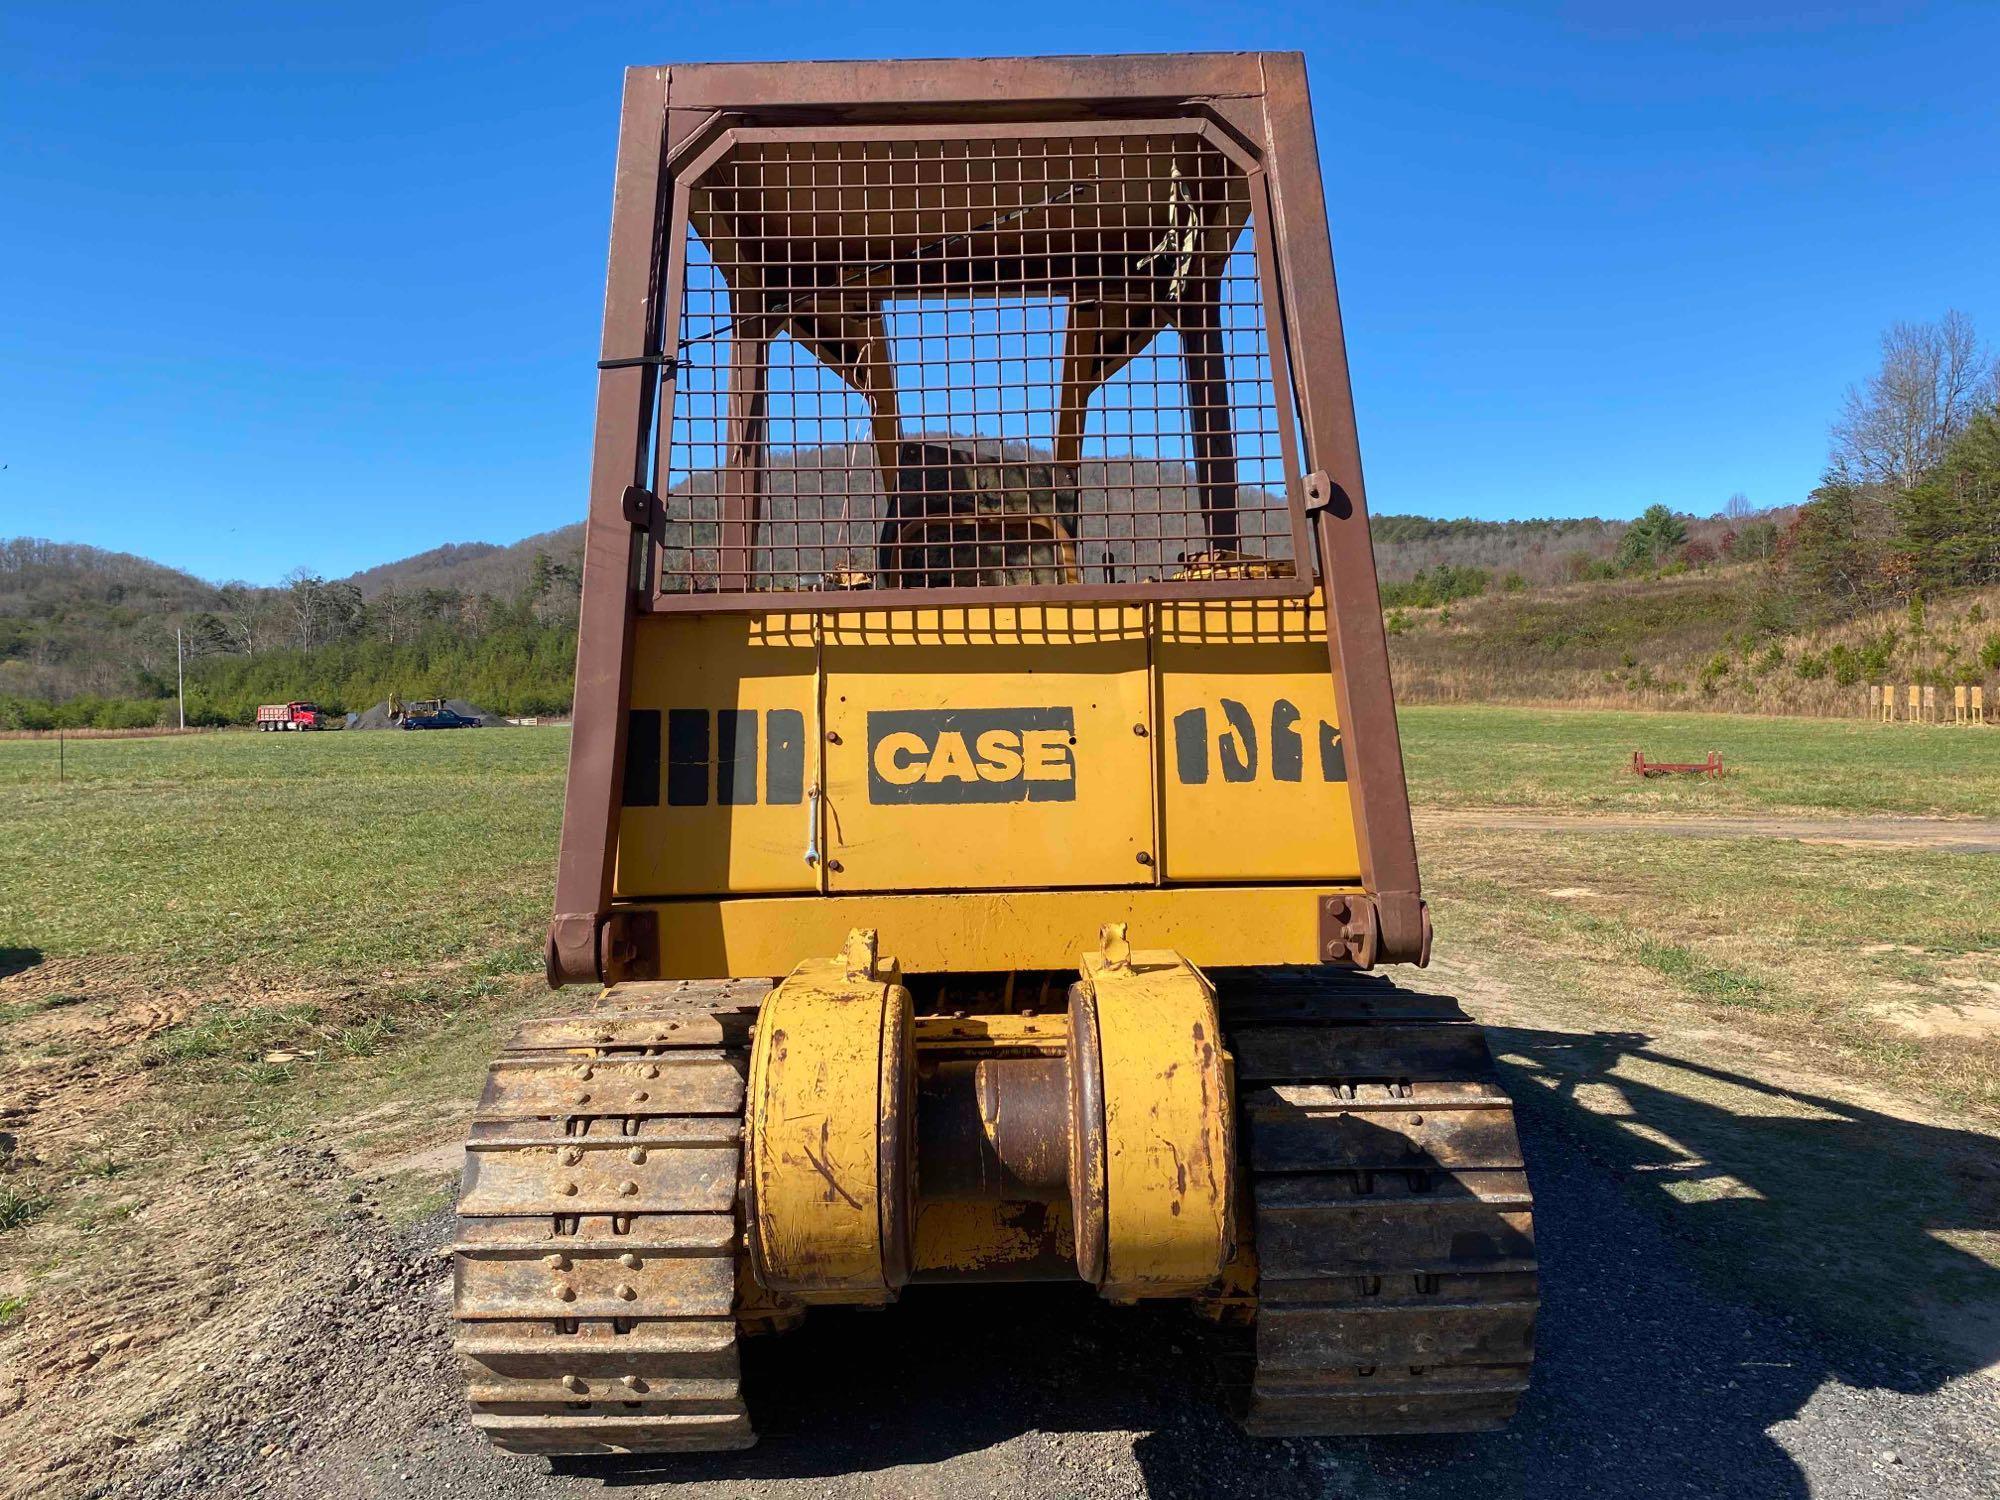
[
  {"x1": 656, "y1": 116, "x2": 1307, "y2": 607},
  {"x1": 550, "y1": 53, "x2": 1426, "y2": 984}
]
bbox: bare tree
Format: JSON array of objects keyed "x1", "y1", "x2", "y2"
[
  {"x1": 214, "y1": 584, "x2": 271, "y2": 655},
  {"x1": 282, "y1": 568, "x2": 364, "y2": 649},
  {"x1": 284, "y1": 567, "x2": 326, "y2": 649},
  {"x1": 1722, "y1": 492, "x2": 1755, "y2": 523},
  {"x1": 376, "y1": 585, "x2": 406, "y2": 645},
  {"x1": 1831, "y1": 310, "x2": 2000, "y2": 491}
]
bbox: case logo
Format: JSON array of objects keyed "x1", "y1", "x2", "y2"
[{"x1": 867, "y1": 708, "x2": 1076, "y2": 804}]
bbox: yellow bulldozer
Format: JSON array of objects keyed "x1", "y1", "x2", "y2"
[{"x1": 452, "y1": 51, "x2": 1537, "y2": 1455}]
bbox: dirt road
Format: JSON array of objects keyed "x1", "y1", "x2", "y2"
[
  {"x1": 1415, "y1": 809, "x2": 2000, "y2": 854},
  {"x1": 97, "y1": 978, "x2": 1997, "y2": 1500}
]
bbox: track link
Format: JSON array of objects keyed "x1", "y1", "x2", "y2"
[
  {"x1": 1218, "y1": 967, "x2": 1538, "y2": 1436},
  {"x1": 453, "y1": 978, "x2": 770, "y2": 1455}
]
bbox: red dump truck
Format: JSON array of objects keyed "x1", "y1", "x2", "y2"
[{"x1": 255, "y1": 701, "x2": 333, "y2": 731}]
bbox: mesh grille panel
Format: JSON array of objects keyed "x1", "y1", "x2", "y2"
[{"x1": 661, "y1": 127, "x2": 1301, "y2": 599}]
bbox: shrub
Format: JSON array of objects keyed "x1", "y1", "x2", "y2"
[
  {"x1": 1858, "y1": 630, "x2": 1899, "y2": 677},
  {"x1": 1733, "y1": 519, "x2": 1780, "y2": 561},
  {"x1": 0, "y1": 697, "x2": 57, "y2": 731},
  {"x1": 0, "y1": 695, "x2": 168, "y2": 731},
  {"x1": 1380, "y1": 564, "x2": 1490, "y2": 610},
  {"x1": 1748, "y1": 590, "x2": 1798, "y2": 636},
  {"x1": 1794, "y1": 652, "x2": 1827, "y2": 681},
  {"x1": 1562, "y1": 552, "x2": 1619, "y2": 583}
]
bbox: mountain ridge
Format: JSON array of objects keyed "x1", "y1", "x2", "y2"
[{"x1": 0, "y1": 488, "x2": 1776, "y2": 712}]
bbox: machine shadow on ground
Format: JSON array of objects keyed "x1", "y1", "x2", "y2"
[
  {"x1": 0, "y1": 946, "x2": 42, "y2": 980},
  {"x1": 558, "y1": 1026, "x2": 1997, "y2": 1500}
]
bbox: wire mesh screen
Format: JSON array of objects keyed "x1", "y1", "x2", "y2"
[{"x1": 660, "y1": 125, "x2": 1304, "y2": 601}]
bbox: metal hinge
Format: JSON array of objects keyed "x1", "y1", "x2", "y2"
[
  {"x1": 1302, "y1": 471, "x2": 1335, "y2": 515},
  {"x1": 621, "y1": 485, "x2": 661, "y2": 531}
]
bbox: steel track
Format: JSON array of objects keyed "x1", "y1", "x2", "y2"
[
  {"x1": 452, "y1": 979, "x2": 768, "y2": 1455},
  {"x1": 451, "y1": 967, "x2": 1534, "y2": 1450},
  {"x1": 1218, "y1": 967, "x2": 1539, "y2": 1435}
]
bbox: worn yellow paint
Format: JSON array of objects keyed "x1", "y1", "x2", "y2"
[
  {"x1": 1156, "y1": 594, "x2": 1361, "y2": 883},
  {"x1": 819, "y1": 606, "x2": 1155, "y2": 892},
  {"x1": 613, "y1": 596, "x2": 1362, "y2": 910},
  {"x1": 631, "y1": 883, "x2": 1353, "y2": 977},
  {"x1": 912, "y1": 1012, "x2": 1068, "y2": 1055},
  {"x1": 911, "y1": 1198, "x2": 1077, "y2": 1280},
  {"x1": 1081, "y1": 946, "x2": 1234, "y2": 1299},
  {"x1": 617, "y1": 612, "x2": 818, "y2": 897},
  {"x1": 745, "y1": 936, "x2": 911, "y2": 1302}
]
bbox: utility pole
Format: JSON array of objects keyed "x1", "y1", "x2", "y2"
[{"x1": 177, "y1": 626, "x2": 186, "y2": 730}]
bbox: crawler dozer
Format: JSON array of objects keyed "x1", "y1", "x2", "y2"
[{"x1": 453, "y1": 52, "x2": 1537, "y2": 1455}]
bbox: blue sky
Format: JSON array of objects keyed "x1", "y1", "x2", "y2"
[{"x1": 2, "y1": 2, "x2": 1996, "y2": 585}]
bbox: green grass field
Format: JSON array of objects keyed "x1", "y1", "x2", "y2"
[
  {"x1": 5, "y1": 709, "x2": 1994, "y2": 984},
  {"x1": 0, "y1": 728, "x2": 567, "y2": 979},
  {"x1": 3, "y1": 707, "x2": 1994, "y2": 1388},
  {"x1": 4, "y1": 709, "x2": 1992, "y2": 1116}
]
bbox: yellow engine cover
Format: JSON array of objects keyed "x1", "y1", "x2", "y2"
[{"x1": 614, "y1": 596, "x2": 1360, "y2": 901}]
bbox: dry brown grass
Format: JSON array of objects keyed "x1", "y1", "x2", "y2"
[{"x1": 1390, "y1": 574, "x2": 2000, "y2": 718}]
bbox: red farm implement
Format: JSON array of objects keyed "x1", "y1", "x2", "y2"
[{"x1": 1630, "y1": 750, "x2": 1724, "y2": 777}]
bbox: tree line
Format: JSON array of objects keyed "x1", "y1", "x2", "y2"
[
  {"x1": 0, "y1": 552, "x2": 580, "y2": 730},
  {"x1": 7, "y1": 311, "x2": 1996, "y2": 732},
  {"x1": 179, "y1": 552, "x2": 582, "y2": 724},
  {"x1": 1786, "y1": 310, "x2": 2000, "y2": 611}
]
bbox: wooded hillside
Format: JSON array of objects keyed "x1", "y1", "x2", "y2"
[{"x1": 6, "y1": 312, "x2": 1995, "y2": 728}]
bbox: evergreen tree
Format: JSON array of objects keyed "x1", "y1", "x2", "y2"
[
  {"x1": 1787, "y1": 474, "x2": 1885, "y2": 608},
  {"x1": 1615, "y1": 504, "x2": 1689, "y2": 571},
  {"x1": 1898, "y1": 411, "x2": 2000, "y2": 590}
]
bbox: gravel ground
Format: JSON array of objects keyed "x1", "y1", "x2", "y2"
[{"x1": 113, "y1": 1073, "x2": 1998, "y2": 1500}]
